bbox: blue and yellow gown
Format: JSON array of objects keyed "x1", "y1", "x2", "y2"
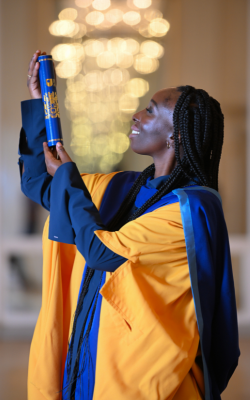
[{"x1": 19, "y1": 99, "x2": 239, "y2": 400}]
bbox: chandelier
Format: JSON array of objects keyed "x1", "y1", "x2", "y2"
[{"x1": 49, "y1": 0, "x2": 169, "y2": 172}]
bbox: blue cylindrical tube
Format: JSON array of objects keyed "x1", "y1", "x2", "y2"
[{"x1": 38, "y1": 55, "x2": 63, "y2": 148}]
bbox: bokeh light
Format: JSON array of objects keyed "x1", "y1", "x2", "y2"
[
  {"x1": 84, "y1": 39, "x2": 105, "y2": 56},
  {"x1": 139, "y1": 25, "x2": 153, "y2": 38},
  {"x1": 140, "y1": 40, "x2": 164, "y2": 58},
  {"x1": 58, "y1": 8, "x2": 78, "y2": 20},
  {"x1": 97, "y1": 51, "x2": 116, "y2": 68},
  {"x1": 105, "y1": 9, "x2": 123, "y2": 24},
  {"x1": 49, "y1": 20, "x2": 77, "y2": 36},
  {"x1": 86, "y1": 11, "x2": 105, "y2": 25},
  {"x1": 144, "y1": 8, "x2": 163, "y2": 22},
  {"x1": 110, "y1": 133, "x2": 130, "y2": 153},
  {"x1": 85, "y1": 70, "x2": 105, "y2": 91},
  {"x1": 123, "y1": 11, "x2": 141, "y2": 26},
  {"x1": 119, "y1": 94, "x2": 139, "y2": 113},
  {"x1": 92, "y1": 0, "x2": 111, "y2": 11},
  {"x1": 121, "y1": 38, "x2": 140, "y2": 55},
  {"x1": 116, "y1": 52, "x2": 134, "y2": 68},
  {"x1": 99, "y1": 153, "x2": 123, "y2": 173},
  {"x1": 149, "y1": 18, "x2": 170, "y2": 37},
  {"x1": 56, "y1": 60, "x2": 82, "y2": 78},
  {"x1": 107, "y1": 37, "x2": 125, "y2": 53},
  {"x1": 133, "y1": 54, "x2": 159, "y2": 74},
  {"x1": 50, "y1": 1, "x2": 167, "y2": 172},
  {"x1": 133, "y1": 0, "x2": 152, "y2": 9},
  {"x1": 75, "y1": 0, "x2": 93, "y2": 7},
  {"x1": 73, "y1": 23, "x2": 87, "y2": 39},
  {"x1": 125, "y1": 78, "x2": 149, "y2": 97},
  {"x1": 51, "y1": 43, "x2": 85, "y2": 62},
  {"x1": 67, "y1": 74, "x2": 86, "y2": 92}
]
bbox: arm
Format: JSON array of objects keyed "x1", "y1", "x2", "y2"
[
  {"x1": 19, "y1": 99, "x2": 52, "y2": 210},
  {"x1": 19, "y1": 50, "x2": 52, "y2": 210},
  {"x1": 48, "y1": 160, "x2": 127, "y2": 272}
]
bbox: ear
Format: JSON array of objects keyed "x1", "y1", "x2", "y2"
[{"x1": 169, "y1": 133, "x2": 181, "y2": 144}]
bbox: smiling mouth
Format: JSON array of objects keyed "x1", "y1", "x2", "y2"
[{"x1": 131, "y1": 130, "x2": 140, "y2": 135}]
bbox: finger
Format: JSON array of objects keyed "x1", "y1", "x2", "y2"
[
  {"x1": 43, "y1": 142, "x2": 53, "y2": 158},
  {"x1": 56, "y1": 143, "x2": 72, "y2": 163},
  {"x1": 27, "y1": 50, "x2": 40, "y2": 77}
]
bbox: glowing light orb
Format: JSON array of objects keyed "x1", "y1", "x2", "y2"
[
  {"x1": 119, "y1": 94, "x2": 139, "y2": 114},
  {"x1": 85, "y1": 70, "x2": 105, "y2": 92},
  {"x1": 75, "y1": 0, "x2": 93, "y2": 7},
  {"x1": 99, "y1": 153, "x2": 123, "y2": 172},
  {"x1": 149, "y1": 18, "x2": 170, "y2": 37},
  {"x1": 56, "y1": 60, "x2": 82, "y2": 79},
  {"x1": 125, "y1": 78, "x2": 149, "y2": 98},
  {"x1": 73, "y1": 23, "x2": 87, "y2": 39},
  {"x1": 67, "y1": 74, "x2": 86, "y2": 93},
  {"x1": 51, "y1": 43, "x2": 85, "y2": 62},
  {"x1": 144, "y1": 8, "x2": 163, "y2": 22},
  {"x1": 139, "y1": 25, "x2": 153, "y2": 38},
  {"x1": 116, "y1": 52, "x2": 134, "y2": 68},
  {"x1": 58, "y1": 8, "x2": 78, "y2": 20},
  {"x1": 92, "y1": 0, "x2": 111, "y2": 11},
  {"x1": 92, "y1": 135, "x2": 110, "y2": 155},
  {"x1": 110, "y1": 132, "x2": 130, "y2": 153},
  {"x1": 133, "y1": 0, "x2": 151, "y2": 9},
  {"x1": 86, "y1": 11, "x2": 104, "y2": 25},
  {"x1": 140, "y1": 40, "x2": 164, "y2": 58},
  {"x1": 49, "y1": 20, "x2": 76, "y2": 36},
  {"x1": 105, "y1": 9, "x2": 123, "y2": 24},
  {"x1": 97, "y1": 51, "x2": 116, "y2": 68},
  {"x1": 123, "y1": 11, "x2": 141, "y2": 26},
  {"x1": 133, "y1": 54, "x2": 159, "y2": 74},
  {"x1": 84, "y1": 39, "x2": 105, "y2": 57},
  {"x1": 121, "y1": 38, "x2": 140, "y2": 55},
  {"x1": 107, "y1": 37, "x2": 125, "y2": 53}
]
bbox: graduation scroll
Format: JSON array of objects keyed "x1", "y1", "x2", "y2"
[{"x1": 38, "y1": 55, "x2": 63, "y2": 148}]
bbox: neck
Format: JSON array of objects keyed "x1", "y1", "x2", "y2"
[{"x1": 153, "y1": 158, "x2": 177, "y2": 179}]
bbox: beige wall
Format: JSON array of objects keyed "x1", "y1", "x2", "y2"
[{"x1": 0, "y1": 0, "x2": 57, "y2": 235}]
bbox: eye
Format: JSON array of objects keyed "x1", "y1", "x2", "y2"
[{"x1": 146, "y1": 107, "x2": 153, "y2": 114}]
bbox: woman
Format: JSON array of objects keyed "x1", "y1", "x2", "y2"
[{"x1": 19, "y1": 50, "x2": 239, "y2": 400}]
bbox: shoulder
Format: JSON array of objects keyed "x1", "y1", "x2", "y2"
[
  {"x1": 81, "y1": 171, "x2": 140, "y2": 209},
  {"x1": 81, "y1": 171, "x2": 120, "y2": 199},
  {"x1": 173, "y1": 186, "x2": 223, "y2": 212}
]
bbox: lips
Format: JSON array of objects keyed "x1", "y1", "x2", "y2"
[{"x1": 131, "y1": 125, "x2": 140, "y2": 135}]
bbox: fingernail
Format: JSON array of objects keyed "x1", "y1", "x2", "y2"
[{"x1": 57, "y1": 143, "x2": 62, "y2": 148}]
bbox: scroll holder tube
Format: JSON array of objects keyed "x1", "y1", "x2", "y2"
[{"x1": 38, "y1": 54, "x2": 63, "y2": 149}]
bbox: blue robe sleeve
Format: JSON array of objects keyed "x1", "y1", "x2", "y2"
[
  {"x1": 49, "y1": 162, "x2": 127, "y2": 272},
  {"x1": 19, "y1": 99, "x2": 52, "y2": 211}
]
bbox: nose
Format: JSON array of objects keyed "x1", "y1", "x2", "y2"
[{"x1": 132, "y1": 112, "x2": 140, "y2": 122}]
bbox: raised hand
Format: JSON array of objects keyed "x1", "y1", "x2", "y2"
[
  {"x1": 43, "y1": 142, "x2": 72, "y2": 177},
  {"x1": 27, "y1": 50, "x2": 46, "y2": 99}
]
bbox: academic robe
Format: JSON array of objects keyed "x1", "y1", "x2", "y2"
[
  {"x1": 19, "y1": 99, "x2": 239, "y2": 400},
  {"x1": 26, "y1": 169, "x2": 239, "y2": 400}
]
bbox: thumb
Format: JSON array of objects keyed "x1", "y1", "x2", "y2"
[{"x1": 56, "y1": 142, "x2": 72, "y2": 163}]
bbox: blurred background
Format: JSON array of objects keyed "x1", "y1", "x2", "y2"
[{"x1": 0, "y1": 0, "x2": 249, "y2": 399}]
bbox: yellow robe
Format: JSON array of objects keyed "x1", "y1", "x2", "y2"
[{"x1": 28, "y1": 172, "x2": 204, "y2": 400}]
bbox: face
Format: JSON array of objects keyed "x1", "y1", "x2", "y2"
[{"x1": 130, "y1": 88, "x2": 181, "y2": 162}]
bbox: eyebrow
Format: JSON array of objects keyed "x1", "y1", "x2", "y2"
[{"x1": 151, "y1": 99, "x2": 158, "y2": 108}]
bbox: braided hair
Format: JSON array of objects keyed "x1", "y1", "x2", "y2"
[
  {"x1": 107, "y1": 85, "x2": 224, "y2": 231},
  {"x1": 66, "y1": 85, "x2": 224, "y2": 397}
]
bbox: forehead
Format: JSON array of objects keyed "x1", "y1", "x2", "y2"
[{"x1": 152, "y1": 88, "x2": 180, "y2": 110}]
